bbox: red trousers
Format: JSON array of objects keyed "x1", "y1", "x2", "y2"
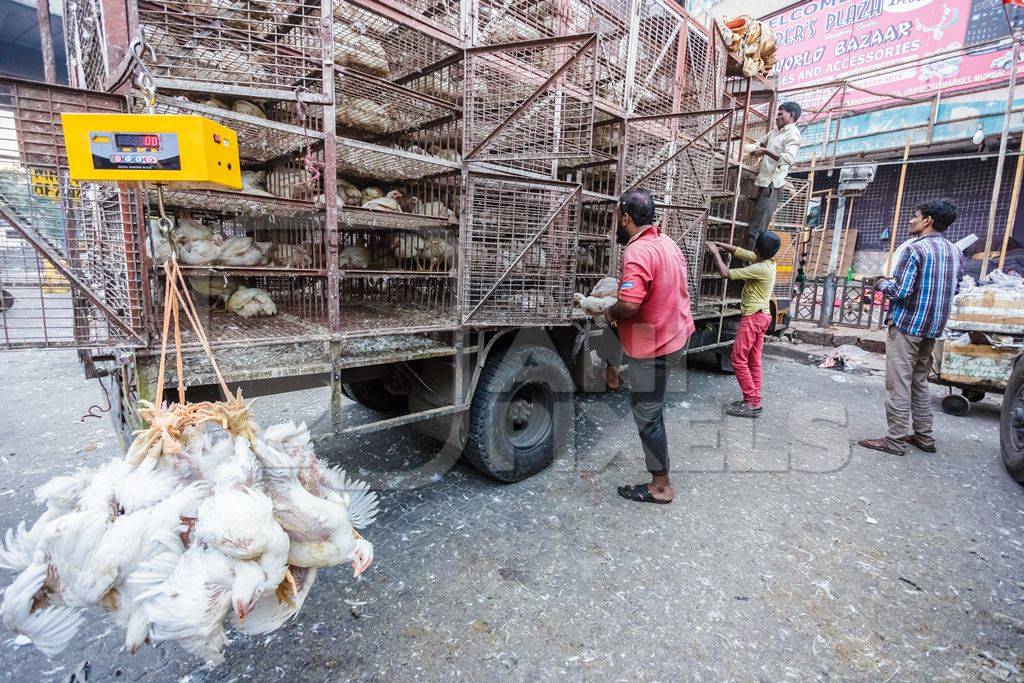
[{"x1": 731, "y1": 311, "x2": 772, "y2": 408}]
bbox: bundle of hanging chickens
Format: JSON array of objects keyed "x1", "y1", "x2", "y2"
[
  {"x1": 721, "y1": 16, "x2": 777, "y2": 77},
  {"x1": 0, "y1": 397, "x2": 378, "y2": 665}
]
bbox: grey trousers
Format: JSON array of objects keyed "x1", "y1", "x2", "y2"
[
  {"x1": 594, "y1": 326, "x2": 680, "y2": 475},
  {"x1": 884, "y1": 326, "x2": 936, "y2": 453},
  {"x1": 747, "y1": 184, "x2": 779, "y2": 249}
]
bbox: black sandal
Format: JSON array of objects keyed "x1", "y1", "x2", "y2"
[{"x1": 617, "y1": 483, "x2": 671, "y2": 505}]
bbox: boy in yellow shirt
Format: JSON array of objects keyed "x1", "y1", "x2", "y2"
[{"x1": 706, "y1": 232, "x2": 781, "y2": 417}]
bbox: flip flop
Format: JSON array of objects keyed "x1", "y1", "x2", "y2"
[
  {"x1": 857, "y1": 438, "x2": 905, "y2": 456},
  {"x1": 617, "y1": 483, "x2": 671, "y2": 505}
]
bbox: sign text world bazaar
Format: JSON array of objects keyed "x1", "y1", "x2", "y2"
[{"x1": 765, "y1": 0, "x2": 1018, "y2": 108}]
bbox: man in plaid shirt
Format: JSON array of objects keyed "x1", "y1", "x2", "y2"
[{"x1": 860, "y1": 198, "x2": 964, "y2": 456}]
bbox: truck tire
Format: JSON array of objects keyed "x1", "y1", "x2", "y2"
[
  {"x1": 1000, "y1": 358, "x2": 1024, "y2": 484},
  {"x1": 465, "y1": 345, "x2": 573, "y2": 482},
  {"x1": 342, "y1": 379, "x2": 408, "y2": 414}
]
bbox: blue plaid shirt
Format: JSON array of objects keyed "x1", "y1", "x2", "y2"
[{"x1": 878, "y1": 233, "x2": 964, "y2": 339}]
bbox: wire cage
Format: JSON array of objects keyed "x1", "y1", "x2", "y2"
[
  {"x1": 678, "y1": 23, "x2": 717, "y2": 113},
  {"x1": 772, "y1": 178, "x2": 810, "y2": 231},
  {"x1": 339, "y1": 273, "x2": 457, "y2": 336},
  {"x1": 464, "y1": 33, "x2": 597, "y2": 163},
  {"x1": 623, "y1": 110, "x2": 732, "y2": 207},
  {"x1": 333, "y1": 68, "x2": 459, "y2": 142},
  {"x1": 659, "y1": 204, "x2": 706, "y2": 297},
  {"x1": 462, "y1": 173, "x2": 581, "y2": 325},
  {"x1": 136, "y1": 0, "x2": 328, "y2": 101},
  {"x1": 629, "y1": 0, "x2": 683, "y2": 117},
  {"x1": 63, "y1": 0, "x2": 109, "y2": 90},
  {"x1": 332, "y1": 1, "x2": 460, "y2": 82},
  {"x1": 338, "y1": 225, "x2": 457, "y2": 275},
  {"x1": 386, "y1": 0, "x2": 462, "y2": 37},
  {"x1": 0, "y1": 78, "x2": 147, "y2": 350},
  {"x1": 573, "y1": 201, "x2": 610, "y2": 296},
  {"x1": 152, "y1": 209, "x2": 328, "y2": 274},
  {"x1": 473, "y1": 0, "x2": 559, "y2": 44},
  {"x1": 560, "y1": 0, "x2": 632, "y2": 110},
  {"x1": 178, "y1": 273, "x2": 330, "y2": 347}
]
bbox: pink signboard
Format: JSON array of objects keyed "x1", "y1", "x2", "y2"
[{"x1": 765, "y1": 0, "x2": 1018, "y2": 109}]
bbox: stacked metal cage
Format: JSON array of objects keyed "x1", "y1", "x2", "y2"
[{"x1": 0, "y1": 0, "x2": 780, "y2": 357}]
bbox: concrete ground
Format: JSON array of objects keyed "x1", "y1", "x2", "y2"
[{"x1": 0, "y1": 343, "x2": 1021, "y2": 681}]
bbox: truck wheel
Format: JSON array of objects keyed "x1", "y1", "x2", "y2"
[
  {"x1": 465, "y1": 345, "x2": 573, "y2": 482},
  {"x1": 963, "y1": 388, "x2": 986, "y2": 402},
  {"x1": 1000, "y1": 359, "x2": 1024, "y2": 484},
  {"x1": 342, "y1": 379, "x2": 408, "y2": 414},
  {"x1": 941, "y1": 393, "x2": 970, "y2": 417}
]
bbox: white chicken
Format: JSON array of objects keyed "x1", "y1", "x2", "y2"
[
  {"x1": 261, "y1": 421, "x2": 378, "y2": 527},
  {"x1": 137, "y1": 543, "x2": 236, "y2": 664},
  {"x1": 337, "y1": 98, "x2": 391, "y2": 135},
  {"x1": 337, "y1": 178, "x2": 363, "y2": 207},
  {"x1": 232, "y1": 99, "x2": 266, "y2": 119},
  {"x1": 417, "y1": 201, "x2": 457, "y2": 222},
  {"x1": 427, "y1": 145, "x2": 461, "y2": 163},
  {"x1": 416, "y1": 236, "x2": 456, "y2": 271},
  {"x1": 226, "y1": 286, "x2": 277, "y2": 317},
  {"x1": 176, "y1": 239, "x2": 222, "y2": 266},
  {"x1": 576, "y1": 244, "x2": 597, "y2": 271},
  {"x1": 574, "y1": 276, "x2": 619, "y2": 317},
  {"x1": 253, "y1": 439, "x2": 373, "y2": 575},
  {"x1": 241, "y1": 169, "x2": 274, "y2": 197},
  {"x1": 333, "y1": 23, "x2": 390, "y2": 77},
  {"x1": 197, "y1": 95, "x2": 229, "y2": 110},
  {"x1": 194, "y1": 485, "x2": 290, "y2": 620},
  {"x1": 339, "y1": 245, "x2": 371, "y2": 270},
  {"x1": 1, "y1": 564, "x2": 84, "y2": 656},
  {"x1": 392, "y1": 232, "x2": 425, "y2": 265},
  {"x1": 1, "y1": 405, "x2": 378, "y2": 665},
  {"x1": 230, "y1": 564, "x2": 316, "y2": 636},
  {"x1": 217, "y1": 236, "x2": 271, "y2": 267},
  {"x1": 269, "y1": 243, "x2": 313, "y2": 269},
  {"x1": 359, "y1": 186, "x2": 384, "y2": 205},
  {"x1": 361, "y1": 190, "x2": 404, "y2": 213},
  {"x1": 173, "y1": 211, "x2": 213, "y2": 243},
  {"x1": 189, "y1": 275, "x2": 240, "y2": 308}
]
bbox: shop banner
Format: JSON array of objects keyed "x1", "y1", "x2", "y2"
[{"x1": 766, "y1": 0, "x2": 1019, "y2": 109}]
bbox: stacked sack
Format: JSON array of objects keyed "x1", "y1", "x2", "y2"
[
  {"x1": 0, "y1": 395, "x2": 377, "y2": 665},
  {"x1": 721, "y1": 16, "x2": 778, "y2": 77}
]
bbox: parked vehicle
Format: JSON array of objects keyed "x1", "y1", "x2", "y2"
[{"x1": 0, "y1": 0, "x2": 800, "y2": 482}]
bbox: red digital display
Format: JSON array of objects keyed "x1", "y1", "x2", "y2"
[{"x1": 114, "y1": 133, "x2": 161, "y2": 150}]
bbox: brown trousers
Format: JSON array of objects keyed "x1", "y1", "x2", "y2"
[{"x1": 884, "y1": 326, "x2": 936, "y2": 453}]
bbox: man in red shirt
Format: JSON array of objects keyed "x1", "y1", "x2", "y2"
[{"x1": 603, "y1": 188, "x2": 695, "y2": 504}]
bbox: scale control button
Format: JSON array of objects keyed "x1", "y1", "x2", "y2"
[
  {"x1": 145, "y1": 156, "x2": 156, "y2": 164},
  {"x1": 112, "y1": 155, "x2": 122, "y2": 163}
]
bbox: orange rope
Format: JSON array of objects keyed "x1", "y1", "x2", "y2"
[
  {"x1": 153, "y1": 259, "x2": 231, "y2": 406},
  {"x1": 154, "y1": 267, "x2": 173, "y2": 404},
  {"x1": 170, "y1": 261, "x2": 231, "y2": 401}
]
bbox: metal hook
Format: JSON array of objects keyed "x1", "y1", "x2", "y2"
[{"x1": 128, "y1": 38, "x2": 159, "y2": 112}]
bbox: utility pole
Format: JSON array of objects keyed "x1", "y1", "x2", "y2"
[{"x1": 818, "y1": 195, "x2": 846, "y2": 328}]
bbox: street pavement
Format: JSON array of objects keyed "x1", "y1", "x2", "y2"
[{"x1": 0, "y1": 343, "x2": 1021, "y2": 681}]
